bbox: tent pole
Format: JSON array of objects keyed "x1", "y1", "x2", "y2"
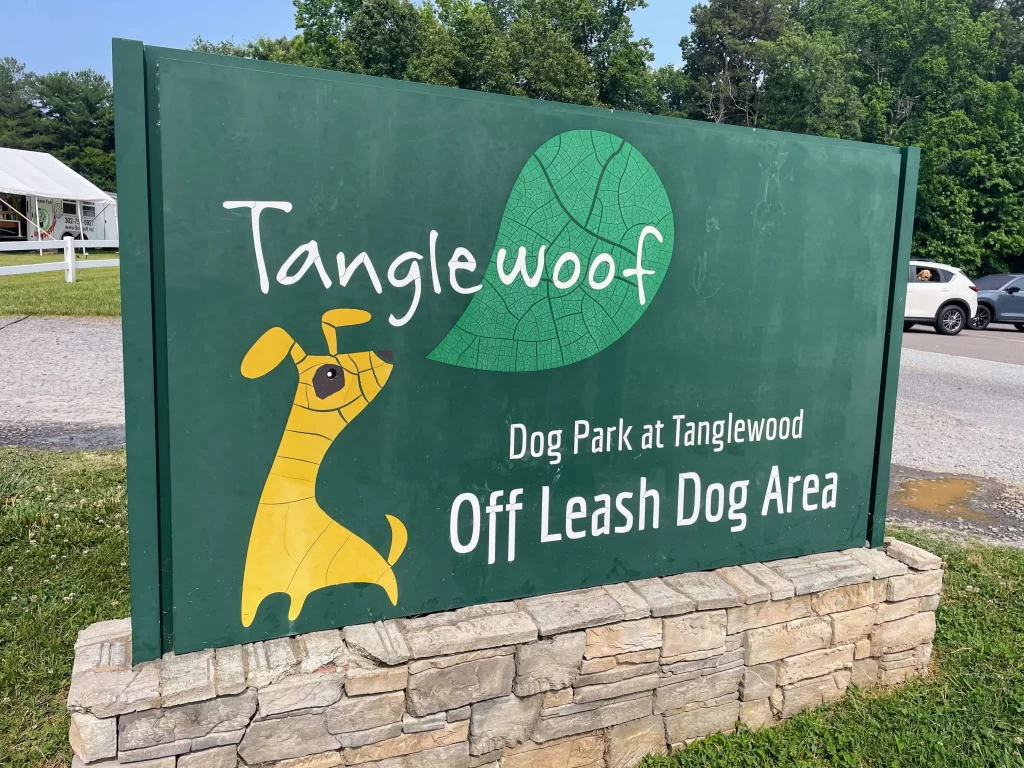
[
  {"x1": 34, "y1": 197, "x2": 42, "y2": 256},
  {"x1": 77, "y1": 201, "x2": 87, "y2": 258}
]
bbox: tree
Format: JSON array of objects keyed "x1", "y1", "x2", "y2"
[
  {"x1": 437, "y1": 0, "x2": 515, "y2": 93},
  {"x1": 32, "y1": 70, "x2": 116, "y2": 190},
  {"x1": 406, "y1": 3, "x2": 460, "y2": 86},
  {"x1": 0, "y1": 58, "x2": 47, "y2": 152},
  {"x1": 191, "y1": 35, "x2": 308, "y2": 66},
  {"x1": 508, "y1": 11, "x2": 598, "y2": 103},
  {"x1": 799, "y1": 0, "x2": 1024, "y2": 272},
  {"x1": 592, "y1": 19, "x2": 660, "y2": 110},
  {"x1": 911, "y1": 81, "x2": 1024, "y2": 273},
  {"x1": 482, "y1": 0, "x2": 521, "y2": 29},
  {"x1": 969, "y1": 0, "x2": 1024, "y2": 77},
  {"x1": 681, "y1": 0, "x2": 795, "y2": 125},
  {"x1": 755, "y1": 27, "x2": 864, "y2": 138},
  {"x1": 346, "y1": 0, "x2": 423, "y2": 79},
  {"x1": 293, "y1": 0, "x2": 362, "y2": 68},
  {"x1": 653, "y1": 64, "x2": 697, "y2": 117},
  {"x1": 518, "y1": 0, "x2": 658, "y2": 110}
]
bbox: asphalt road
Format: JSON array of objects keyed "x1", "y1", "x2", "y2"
[
  {"x1": 1, "y1": 317, "x2": 1022, "y2": 490},
  {"x1": 903, "y1": 324, "x2": 1024, "y2": 365},
  {"x1": 0, "y1": 316, "x2": 125, "y2": 450},
  {"x1": 893, "y1": 333, "x2": 1023, "y2": 487}
]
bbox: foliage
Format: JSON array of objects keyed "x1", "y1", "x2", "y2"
[
  {"x1": 754, "y1": 27, "x2": 865, "y2": 139},
  {"x1": 0, "y1": 59, "x2": 115, "y2": 191},
  {"x1": 680, "y1": 0, "x2": 795, "y2": 125},
  {"x1": 0, "y1": 58, "x2": 48, "y2": 154},
  {"x1": 795, "y1": 0, "x2": 1024, "y2": 274}
]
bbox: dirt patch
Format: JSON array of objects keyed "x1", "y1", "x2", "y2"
[
  {"x1": 894, "y1": 477, "x2": 985, "y2": 520},
  {"x1": 888, "y1": 465, "x2": 1024, "y2": 547}
]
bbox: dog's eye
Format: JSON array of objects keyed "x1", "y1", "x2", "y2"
[{"x1": 312, "y1": 365, "x2": 346, "y2": 399}]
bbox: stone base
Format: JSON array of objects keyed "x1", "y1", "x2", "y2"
[{"x1": 67, "y1": 539, "x2": 942, "y2": 768}]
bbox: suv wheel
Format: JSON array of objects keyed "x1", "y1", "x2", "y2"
[
  {"x1": 936, "y1": 305, "x2": 966, "y2": 335},
  {"x1": 1015, "y1": 323, "x2": 1024, "y2": 332},
  {"x1": 903, "y1": 322, "x2": 915, "y2": 332},
  {"x1": 969, "y1": 305, "x2": 991, "y2": 330}
]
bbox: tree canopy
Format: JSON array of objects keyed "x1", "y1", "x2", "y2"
[
  {"x1": 0, "y1": 58, "x2": 115, "y2": 190},
  {"x1": 4, "y1": 0, "x2": 1022, "y2": 273}
]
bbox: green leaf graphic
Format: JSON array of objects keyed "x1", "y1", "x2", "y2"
[{"x1": 428, "y1": 129, "x2": 674, "y2": 372}]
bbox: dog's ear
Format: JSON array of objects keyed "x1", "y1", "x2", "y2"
[
  {"x1": 241, "y1": 327, "x2": 305, "y2": 379},
  {"x1": 321, "y1": 309, "x2": 372, "y2": 355}
]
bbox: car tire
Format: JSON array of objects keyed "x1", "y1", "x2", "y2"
[
  {"x1": 1015, "y1": 323, "x2": 1024, "y2": 332},
  {"x1": 935, "y1": 305, "x2": 966, "y2": 335},
  {"x1": 969, "y1": 305, "x2": 991, "y2": 330},
  {"x1": 903, "y1": 322, "x2": 915, "y2": 332}
]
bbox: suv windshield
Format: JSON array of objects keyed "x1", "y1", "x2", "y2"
[{"x1": 975, "y1": 274, "x2": 1012, "y2": 289}]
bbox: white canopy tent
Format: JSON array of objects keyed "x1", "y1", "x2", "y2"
[
  {"x1": 0, "y1": 148, "x2": 115, "y2": 247},
  {"x1": 0, "y1": 147, "x2": 113, "y2": 202}
]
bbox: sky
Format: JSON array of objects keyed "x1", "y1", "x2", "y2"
[{"x1": 4, "y1": 0, "x2": 692, "y2": 79}]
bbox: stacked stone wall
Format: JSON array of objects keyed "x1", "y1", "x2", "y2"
[{"x1": 67, "y1": 539, "x2": 942, "y2": 768}]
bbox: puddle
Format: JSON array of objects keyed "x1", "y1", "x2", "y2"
[{"x1": 894, "y1": 477, "x2": 984, "y2": 519}]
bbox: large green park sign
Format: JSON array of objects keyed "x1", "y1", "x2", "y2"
[{"x1": 112, "y1": 40, "x2": 918, "y2": 662}]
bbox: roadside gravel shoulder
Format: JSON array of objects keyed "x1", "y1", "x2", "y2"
[
  {"x1": 893, "y1": 348, "x2": 1024, "y2": 487},
  {"x1": 0, "y1": 316, "x2": 124, "y2": 450}
]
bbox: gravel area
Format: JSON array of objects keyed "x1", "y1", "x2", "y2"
[
  {"x1": 893, "y1": 347, "x2": 1024, "y2": 487},
  {"x1": 1, "y1": 319, "x2": 1022, "y2": 491},
  {"x1": 0, "y1": 316, "x2": 124, "y2": 449}
]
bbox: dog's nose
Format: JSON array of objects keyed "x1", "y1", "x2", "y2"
[{"x1": 375, "y1": 349, "x2": 395, "y2": 363}]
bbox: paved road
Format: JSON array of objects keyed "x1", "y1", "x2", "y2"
[
  {"x1": 1, "y1": 317, "x2": 1023, "y2": 489},
  {"x1": 0, "y1": 316, "x2": 125, "y2": 450},
  {"x1": 903, "y1": 324, "x2": 1024, "y2": 365},
  {"x1": 893, "y1": 344, "x2": 1024, "y2": 486}
]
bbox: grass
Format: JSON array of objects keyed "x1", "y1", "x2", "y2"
[
  {"x1": 1, "y1": 450, "x2": 1022, "y2": 767},
  {"x1": 0, "y1": 267, "x2": 121, "y2": 317},
  {"x1": 0, "y1": 450, "x2": 129, "y2": 767},
  {"x1": 0, "y1": 252, "x2": 118, "y2": 268}
]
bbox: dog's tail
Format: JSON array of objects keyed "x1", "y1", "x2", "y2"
[{"x1": 385, "y1": 515, "x2": 408, "y2": 566}]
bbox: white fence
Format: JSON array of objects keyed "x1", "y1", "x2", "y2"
[{"x1": 0, "y1": 237, "x2": 119, "y2": 283}]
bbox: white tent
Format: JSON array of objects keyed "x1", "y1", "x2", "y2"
[{"x1": 0, "y1": 147, "x2": 113, "y2": 202}]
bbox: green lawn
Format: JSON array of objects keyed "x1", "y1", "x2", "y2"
[
  {"x1": 0, "y1": 267, "x2": 121, "y2": 317},
  {"x1": 1, "y1": 448, "x2": 1022, "y2": 767},
  {"x1": 0, "y1": 450, "x2": 129, "y2": 767},
  {"x1": 0, "y1": 252, "x2": 118, "y2": 268}
]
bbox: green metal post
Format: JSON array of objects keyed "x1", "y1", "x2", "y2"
[
  {"x1": 112, "y1": 39, "x2": 164, "y2": 662},
  {"x1": 867, "y1": 146, "x2": 921, "y2": 548}
]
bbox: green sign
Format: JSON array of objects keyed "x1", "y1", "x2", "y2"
[{"x1": 113, "y1": 40, "x2": 918, "y2": 662}]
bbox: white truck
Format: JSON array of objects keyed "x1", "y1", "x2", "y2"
[
  {"x1": 18, "y1": 195, "x2": 118, "y2": 242},
  {"x1": 0, "y1": 148, "x2": 118, "y2": 247}
]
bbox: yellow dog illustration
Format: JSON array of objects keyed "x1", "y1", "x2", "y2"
[{"x1": 239, "y1": 308, "x2": 406, "y2": 627}]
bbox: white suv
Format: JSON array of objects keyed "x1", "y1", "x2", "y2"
[{"x1": 904, "y1": 260, "x2": 978, "y2": 335}]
